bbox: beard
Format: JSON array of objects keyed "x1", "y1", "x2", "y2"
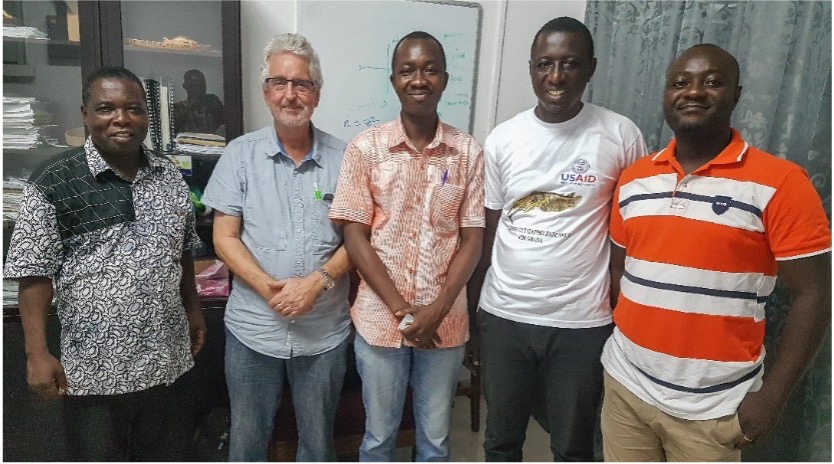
[{"x1": 272, "y1": 102, "x2": 314, "y2": 128}]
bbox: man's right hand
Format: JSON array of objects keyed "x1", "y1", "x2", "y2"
[{"x1": 26, "y1": 351, "x2": 67, "y2": 400}]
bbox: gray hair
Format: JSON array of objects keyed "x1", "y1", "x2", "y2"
[{"x1": 260, "y1": 33, "x2": 323, "y2": 89}]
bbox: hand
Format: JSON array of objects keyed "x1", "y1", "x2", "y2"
[
  {"x1": 396, "y1": 303, "x2": 444, "y2": 349},
  {"x1": 26, "y1": 351, "x2": 67, "y2": 400},
  {"x1": 734, "y1": 389, "x2": 786, "y2": 449},
  {"x1": 186, "y1": 308, "x2": 207, "y2": 357},
  {"x1": 267, "y1": 273, "x2": 323, "y2": 319}
]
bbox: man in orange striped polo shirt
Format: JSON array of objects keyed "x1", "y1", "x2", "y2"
[
  {"x1": 329, "y1": 31, "x2": 484, "y2": 461},
  {"x1": 601, "y1": 44, "x2": 831, "y2": 461}
]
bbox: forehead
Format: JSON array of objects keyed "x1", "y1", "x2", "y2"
[
  {"x1": 267, "y1": 52, "x2": 312, "y2": 77},
  {"x1": 668, "y1": 48, "x2": 737, "y2": 78},
  {"x1": 393, "y1": 38, "x2": 443, "y2": 64},
  {"x1": 532, "y1": 30, "x2": 591, "y2": 58},
  {"x1": 88, "y1": 78, "x2": 144, "y2": 101}
]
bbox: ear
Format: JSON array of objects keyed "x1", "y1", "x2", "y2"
[
  {"x1": 588, "y1": 57, "x2": 598, "y2": 81},
  {"x1": 734, "y1": 85, "x2": 742, "y2": 105},
  {"x1": 441, "y1": 71, "x2": 449, "y2": 91},
  {"x1": 390, "y1": 73, "x2": 395, "y2": 88},
  {"x1": 80, "y1": 105, "x2": 87, "y2": 119}
]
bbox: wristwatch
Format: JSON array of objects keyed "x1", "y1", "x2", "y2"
[{"x1": 317, "y1": 267, "x2": 335, "y2": 290}]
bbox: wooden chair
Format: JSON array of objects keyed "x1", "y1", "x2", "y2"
[{"x1": 456, "y1": 333, "x2": 481, "y2": 432}]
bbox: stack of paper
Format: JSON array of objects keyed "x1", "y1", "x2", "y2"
[
  {"x1": 3, "y1": 26, "x2": 48, "y2": 39},
  {"x1": 4, "y1": 96, "x2": 54, "y2": 149},
  {"x1": 3, "y1": 177, "x2": 27, "y2": 222},
  {"x1": 175, "y1": 132, "x2": 226, "y2": 155}
]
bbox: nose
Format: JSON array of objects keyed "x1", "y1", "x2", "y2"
[
  {"x1": 547, "y1": 66, "x2": 566, "y2": 85},
  {"x1": 684, "y1": 83, "x2": 707, "y2": 98},
  {"x1": 112, "y1": 108, "x2": 130, "y2": 125},
  {"x1": 283, "y1": 82, "x2": 298, "y2": 99}
]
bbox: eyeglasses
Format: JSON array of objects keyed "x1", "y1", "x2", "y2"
[{"x1": 264, "y1": 77, "x2": 318, "y2": 94}]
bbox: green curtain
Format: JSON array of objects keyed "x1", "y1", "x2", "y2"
[{"x1": 584, "y1": 1, "x2": 831, "y2": 461}]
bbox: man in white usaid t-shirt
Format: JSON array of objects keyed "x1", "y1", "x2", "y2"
[{"x1": 467, "y1": 17, "x2": 647, "y2": 461}]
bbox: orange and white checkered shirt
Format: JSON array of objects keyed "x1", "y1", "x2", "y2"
[{"x1": 329, "y1": 118, "x2": 485, "y2": 348}]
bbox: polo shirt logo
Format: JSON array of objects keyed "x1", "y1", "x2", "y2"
[{"x1": 712, "y1": 195, "x2": 732, "y2": 215}]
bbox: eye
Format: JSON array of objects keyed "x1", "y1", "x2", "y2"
[
  {"x1": 95, "y1": 106, "x2": 113, "y2": 114},
  {"x1": 398, "y1": 67, "x2": 414, "y2": 77},
  {"x1": 563, "y1": 59, "x2": 578, "y2": 69},
  {"x1": 705, "y1": 78, "x2": 722, "y2": 87},
  {"x1": 536, "y1": 61, "x2": 553, "y2": 71},
  {"x1": 425, "y1": 67, "x2": 438, "y2": 75},
  {"x1": 670, "y1": 80, "x2": 687, "y2": 89},
  {"x1": 128, "y1": 106, "x2": 145, "y2": 115}
]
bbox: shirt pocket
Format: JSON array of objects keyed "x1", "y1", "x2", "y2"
[
  {"x1": 313, "y1": 200, "x2": 342, "y2": 255},
  {"x1": 430, "y1": 183, "x2": 465, "y2": 236}
]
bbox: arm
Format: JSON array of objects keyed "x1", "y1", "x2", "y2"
[
  {"x1": 180, "y1": 251, "x2": 206, "y2": 357},
  {"x1": 19, "y1": 276, "x2": 66, "y2": 399},
  {"x1": 267, "y1": 244, "x2": 353, "y2": 318},
  {"x1": 343, "y1": 221, "x2": 410, "y2": 315},
  {"x1": 212, "y1": 211, "x2": 280, "y2": 306},
  {"x1": 609, "y1": 241, "x2": 626, "y2": 309},
  {"x1": 736, "y1": 252, "x2": 831, "y2": 446},
  {"x1": 401, "y1": 227, "x2": 483, "y2": 348},
  {"x1": 463, "y1": 208, "x2": 499, "y2": 361}
]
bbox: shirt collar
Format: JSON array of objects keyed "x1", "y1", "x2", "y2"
[
  {"x1": 389, "y1": 115, "x2": 447, "y2": 154},
  {"x1": 268, "y1": 124, "x2": 321, "y2": 167},
  {"x1": 652, "y1": 128, "x2": 750, "y2": 167},
  {"x1": 84, "y1": 136, "x2": 157, "y2": 179}
]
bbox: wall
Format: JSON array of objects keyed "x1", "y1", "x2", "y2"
[{"x1": 240, "y1": 0, "x2": 588, "y2": 143}]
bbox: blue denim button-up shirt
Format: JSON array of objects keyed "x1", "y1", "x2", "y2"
[{"x1": 202, "y1": 125, "x2": 350, "y2": 358}]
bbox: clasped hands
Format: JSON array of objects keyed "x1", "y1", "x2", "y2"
[
  {"x1": 396, "y1": 302, "x2": 443, "y2": 349},
  {"x1": 267, "y1": 273, "x2": 322, "y2": 319}
]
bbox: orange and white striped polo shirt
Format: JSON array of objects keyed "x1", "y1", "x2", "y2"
[
  {"x1": 602, "y1": 129, "x2": 831, "y2": 420},
  {"x1": 329, "y1": 118, "x2": 485, "y2": 348}
]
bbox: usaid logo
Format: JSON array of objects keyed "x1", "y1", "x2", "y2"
[
  {"x1": 572, "y1": 158, "x2": 591, "y2": 173},
  {"x1": 561, "y1": 158, "x2": 596, "y2": 183}
]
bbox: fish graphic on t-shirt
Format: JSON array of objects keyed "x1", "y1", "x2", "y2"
[{"x1": 508, "y1": 191, "x2": 581, "y2": 219}]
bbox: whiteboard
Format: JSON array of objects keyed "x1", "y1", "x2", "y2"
[{"x1": 299, "y1": 0, "x2": 482, "y2": 143}]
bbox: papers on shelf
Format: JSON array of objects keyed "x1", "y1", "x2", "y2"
[
  {"x1": 3, "y1": 26, "x2": 48, "y2": 39},
  {"x1": 3, "y1": 177, "x2": 27, "y2": 222},
  {"x1": 175, "y1": 132, "x2": 226, "y2": 155},
  {"x1": 4, "y1": 96, "x2": 54, "y2": 149}
]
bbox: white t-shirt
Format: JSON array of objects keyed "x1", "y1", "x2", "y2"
[{"x1": 479, "y1": 104, "x2": 647, "y2": 328}]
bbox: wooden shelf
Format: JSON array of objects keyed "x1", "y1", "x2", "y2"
[{"x1": 124, "y1": 44, "x2": 221, "y2": 58}]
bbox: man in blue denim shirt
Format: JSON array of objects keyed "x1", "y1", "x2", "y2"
[{"x1": 201, "y1": 33, "x2": 351, "y2": 462}]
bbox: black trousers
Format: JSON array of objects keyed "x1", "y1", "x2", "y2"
[
  {"x1": 478, "y1": 309, "x2": 613, "y2": 462},
  {"x1": 62, "y1": 379, "x2": 191, "y2": 461}
]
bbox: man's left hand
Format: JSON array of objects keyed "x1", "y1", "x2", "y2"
[
  {"x1": 397, "y1": 302, "x2": 443, "y2": 349},
  {"x1": 268, "y1": 273, "x2": 322, "y2": 318},
  {"x1": 735, "y1": 389, "x2": 786, "y2": 449},
  {"x1": 186, "y1": 309, "x2": 207, "y2": 357}
]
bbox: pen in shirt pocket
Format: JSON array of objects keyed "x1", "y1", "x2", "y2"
[
  {"x1": 441, "y1": 169, "x2": 448, "y2": 186},
  {"x1": 314, "y1": 183, "x2": 322, "y2": 201}
]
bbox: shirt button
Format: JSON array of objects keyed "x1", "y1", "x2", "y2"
[
  {"x1": 410, "y1": 232, "x2": 416, "y2": 238},
  {"x1": 408, "y1": 267, "x2": 414, "y2": 273}
]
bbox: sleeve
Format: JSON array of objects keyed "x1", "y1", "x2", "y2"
[
  {"x1": 3, "y1": 184, "x2": 63, "y2": 279},
  {"x1": 622, "y1": 124, "x2": 649, "y2": 172},
  {"x1": 201, "y1": 140, "x2": 245, "y2": 216},
  {"x1": 763, "y1": 168, "x2": 831, "y2": 260},
  {"x1": 483, "y1": 134, "x2": 505, "y2": 211},
  {"x1": 329, "y1": 141, "x2": 374, "y2": 225},
  {"x1": 182, "y1": 195, "x2": 202, "y2": 252},
  {"x1": 458, "y1": 143, "x2": 485, "y2": 228},
  {"x1": 609, "y1": 178, "x2": 627, "y2": 249}
]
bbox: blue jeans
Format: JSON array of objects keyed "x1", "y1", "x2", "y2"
[
  {"x1": 354, "y1": 333, "x2": 465, "y2": 462},
  {"x1": 224, "y1": 328, "x2": 347, "y2": 462}
]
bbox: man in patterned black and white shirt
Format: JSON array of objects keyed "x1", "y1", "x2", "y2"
[{"x1": 4, "y1": 66, "x2": 206, "y2": 461}]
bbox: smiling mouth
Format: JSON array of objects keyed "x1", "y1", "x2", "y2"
[
  {"x1": 546, "y1": 89, "x2": 566, "y2": 98},
  {"x1": 678, "y1": 102, "x2": 709, "y2": 110},
  {"x1": 110, "y1": 132, "x2": 134, "y2": 140}
]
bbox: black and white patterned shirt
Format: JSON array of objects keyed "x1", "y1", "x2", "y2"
[{"x1": 4, "y1": 138, "x2": 201, "y2": 395}]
